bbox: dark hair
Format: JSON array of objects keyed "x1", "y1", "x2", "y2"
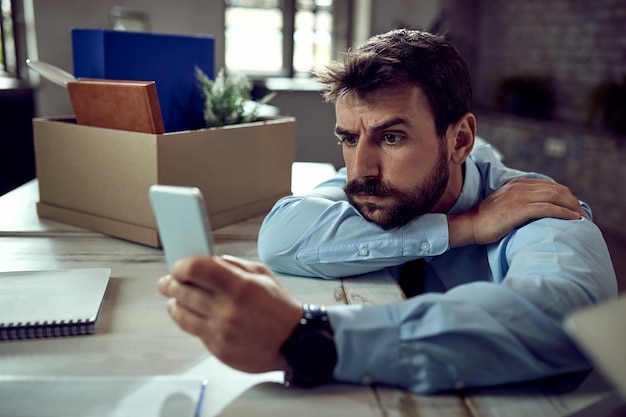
[{"x1": 314, "y1": 29, "x2": 472, "y2": 138}]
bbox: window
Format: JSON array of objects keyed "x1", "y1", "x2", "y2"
[
  {"x1": 1, "y1": 0, "x2": 17, "y2": 77},
  {"x1": 1, "y1": 0, "x2": 30, "y2": 82},
  {"x1": 293, "y1": 0, "x2": 333, "y2": 74},
  {"x1": 225, "y1": 0, "x2": 347, "y2": 78}
]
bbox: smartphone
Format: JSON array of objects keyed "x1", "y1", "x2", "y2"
[{"x1": 149, "y1": 185, "x2": 215, "y2": 270}]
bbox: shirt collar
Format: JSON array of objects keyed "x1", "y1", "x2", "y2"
[{"x1": 447, "y1": 157, "x2": 481, "y2": 215}]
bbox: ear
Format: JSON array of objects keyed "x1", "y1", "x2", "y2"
[{"x1": 446, "y1": 112, "x2": 476, "y2": 165}]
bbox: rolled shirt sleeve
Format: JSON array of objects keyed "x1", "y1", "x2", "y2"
[{"x1": 258, "y1": 171, "x2": 449, "y2": 279}]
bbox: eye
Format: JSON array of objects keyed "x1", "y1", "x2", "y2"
[
  {"x1": 337, "y1": 136, "x2": 359, "y2": 147},
  {"x1": 382, "y1": 134, "x2": 404, "y2": 145}
]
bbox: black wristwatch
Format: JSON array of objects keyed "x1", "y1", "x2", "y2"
[{"x1": 280, "y1": 304, "x2": 338, "y2": 387}]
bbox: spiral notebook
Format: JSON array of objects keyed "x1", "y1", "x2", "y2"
[{"x1": 0, "y1": 268, "x2": 110, "y2": 341}]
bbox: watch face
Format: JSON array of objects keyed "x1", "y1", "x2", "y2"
[
  {"x1": 289, "y1": 330, "x2": 337, "y2": 386},
  {"x1": 281, "y1": 304, "x2": 337, "y2": 387}
]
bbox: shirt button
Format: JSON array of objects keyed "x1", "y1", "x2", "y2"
[
  {"x1": 455, "y1": 380, "x2": 465, "y2": 390},
  {"x1": 420, "y1": 241, "x2": 431, "y2": 252},
  {"x1": 358, "y1": 247, "x2": 369, "y2": 256},
  {"x1": 361, "y1": 375, "x2": 374, "y2": 385}
]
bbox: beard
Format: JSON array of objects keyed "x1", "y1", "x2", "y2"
[{"x1": 344, "y1": 142, "x2": 449, "y2": 230}]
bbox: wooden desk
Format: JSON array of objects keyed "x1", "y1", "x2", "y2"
[{"x1": 0, "y1": 180, "x2": 617, "y2": 417}]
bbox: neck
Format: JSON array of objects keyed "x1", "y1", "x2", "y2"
[{"x1": 431, "y1": 163, "x2": 465, "y2": 213}]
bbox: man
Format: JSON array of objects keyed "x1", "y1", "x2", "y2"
[{"x1": 158, "y1": 29, "x2": 617, "y2": 393}]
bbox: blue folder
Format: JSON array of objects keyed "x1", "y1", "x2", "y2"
[{"x1": 72, "y1": 29, "x2": 215, "y2": 133}]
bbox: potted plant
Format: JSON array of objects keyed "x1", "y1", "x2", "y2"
[{"x1": 195, "y1": 67, "x2": 276, "y2": 128}]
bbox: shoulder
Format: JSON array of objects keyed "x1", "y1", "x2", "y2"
[
  {"x1": 469, "y1": 137, "x2": 554, "y2": 192},
  {"x1": 471, "y1": 136, "x2": 504, "y2": 162},
  {"x1": 498, "y1": 217, "x2": 618, "y2": 300},
  {"x1": 503, "y1": 217, "x2": 610, "y2": 271}
]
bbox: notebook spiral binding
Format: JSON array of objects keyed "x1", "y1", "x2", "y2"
[{"x1": 0, "y1": 319, "x2": 96, "y2": 341}]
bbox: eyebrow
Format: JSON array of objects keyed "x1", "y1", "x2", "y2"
[{"x1": 334, "y1": 117, "x2": 410, "y2": 137}]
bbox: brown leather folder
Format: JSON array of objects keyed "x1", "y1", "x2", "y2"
[{"x1": 67, "y1": 78, "x2": 165, "y2": 134}]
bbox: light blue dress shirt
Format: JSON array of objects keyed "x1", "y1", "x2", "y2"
[{"x1": 258, "y1": 143, "x2": 618, "y2": 393}]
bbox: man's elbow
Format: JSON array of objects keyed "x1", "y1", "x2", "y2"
[
  {"x1": 257, "y1": 230, "x2": 305, "y2": 276},
  {"x1": 257, "y1": 243, "x2": 280, "y2": 269},
  {"x1": 257, "y1": 229, "x2": 286, "y2": 270}
]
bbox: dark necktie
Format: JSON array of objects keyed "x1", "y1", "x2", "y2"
[{"x1": 398, "y1": 258, "x2": 426, "y2": 298}]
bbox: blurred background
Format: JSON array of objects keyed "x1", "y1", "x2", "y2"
[{"x1": 1, "y1": 0, "x2": 624, "y2": 286}]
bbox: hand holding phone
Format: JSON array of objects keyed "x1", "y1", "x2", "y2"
[{"x1": 149, "y1": 185, "x2": 215, "y2": 270}]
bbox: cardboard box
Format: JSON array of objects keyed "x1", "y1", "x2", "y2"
[
  {"x1": 33, "y1": 116, "x2": 296, "y2": 247},
  {"x1": 72, "y1": 29, "x2": 215, "y2": 133}
]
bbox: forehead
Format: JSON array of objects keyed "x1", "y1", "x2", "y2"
[{"x1": 334, "y1": 85, "x2": 434, "y2": 129}]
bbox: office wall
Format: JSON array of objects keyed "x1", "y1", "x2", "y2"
[
  {"x1": 371, "y1": 0, "x2": 443, "y2": 34},
  {"x1": 430, "y1": 0, "x2": 626, "y2": 126},
  {"x1": 31, "y1": 0, "x2": 225, "y2": 118},
  {"x1": 438, "y1": 0, "x2": 626, "y2": 243}
]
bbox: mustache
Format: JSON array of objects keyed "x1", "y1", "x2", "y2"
[{"x1": 344, "y1": 178, "x2": 392, "y2": 197}]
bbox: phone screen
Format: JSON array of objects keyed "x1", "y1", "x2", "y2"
[{"x1": 149, "y1": 185, "x2": 215, "y2": 270}]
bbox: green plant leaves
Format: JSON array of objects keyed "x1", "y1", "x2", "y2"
[{"x1": 195, "y1": 67, "x2": 275, "y2": 128}]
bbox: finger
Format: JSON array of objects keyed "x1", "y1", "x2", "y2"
[
  {"x1": 157, "y1": 274, "x2": 172, "y2": 296},
  {"x1": 221, "y1": 255, "x2": 271, "y2": 275},
  {"x1": 531, "y1": 189, "x2": 583, "y2": 218},
  {"x1": 158, "y1": 274, "x2": 212, "y2": 318},
  {"x1": 509, "y1": 178, "x2": 583, "y2": 215},
  {"x1": 166, "y1": 297, "x2": 210, "y2": 337},
  {"x1": 529, "y1": 184, "x2": 579, "y2": 210},
  {"x1": 172, "y1": 256, "x2": 241, "y2": 295},
  {"x1": 527, "y1": 202, "x2": 582, "y2": 221}
]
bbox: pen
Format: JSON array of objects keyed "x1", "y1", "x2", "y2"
[{"x1": 194, "y1": 378, "x2": 208, "y2": 417}]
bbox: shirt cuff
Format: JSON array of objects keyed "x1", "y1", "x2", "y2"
[{"x1": 327, "y1": 304, "x2": 405, "y2": 385}]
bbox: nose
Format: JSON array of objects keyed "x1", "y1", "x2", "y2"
[{"x1": 346, "y1": 139, "x2": 380, "y2": 180}]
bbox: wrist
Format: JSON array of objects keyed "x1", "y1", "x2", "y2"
[{"x1": 447, "y1": 213, "x2": 476, "y2": 248}]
